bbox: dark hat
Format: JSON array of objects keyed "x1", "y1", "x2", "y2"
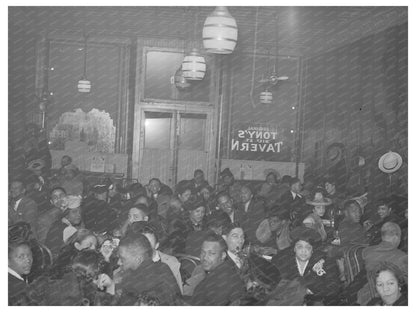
[
  {"x1": 290, "y1": 226, "x2": 322, "y2": 247},
  {"x1": 207, "y1": 210, "x2": 231, "y2": 229},
  {"x1": 248, "y1": 253, "x2": 281, "y2": 288},
  {"x1": 27, "y1": 159, "x2": 45, "y2": 171},
  {"x1": 92, "y1": 184, "x2": 108, "y2": 194},
  {"x1": 326, "y1": 143, "x2": 345, "y2": 166},
  {"x1": 220, "y1": 168, "x2": 234, "y2": 178},
  {"x1": 268, "y1": 205, "x2": 290, "y2": 220}
]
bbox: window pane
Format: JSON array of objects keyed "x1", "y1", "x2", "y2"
[
  {"x1": 179, "y1": 113, "x2": 206, "y2": 150},
  {"x1": 144, "y1": 112, "x2": 172, "y2": 149}
]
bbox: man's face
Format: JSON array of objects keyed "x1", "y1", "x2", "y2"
[
  {"x1": 224, "y1": 228, "x2": 245, "y2": 253},
  {"x1": 118, "y1": 246, "x2": 141, "y2": 272},
  {"x1": 61, "y1": 156, "x2": 71, "y2": 167},
  {"x1": 345, "y1": 203, "x2": 362, "y2": 223},
  {"x1": 190, "y1": 206, "x2": 205, "y2": 224},
  {"x1": 291, "y1": 182, "x2": 302, "y2": 194},
  {"x1": 9, "y1": 245, "x2": 33, "y2": 276},
  {"x1": 325, "y1": 182, "x2": 336, "y2": 195},
  {"x1": 66, "y1": 207, "x2": 82, "y2": 226},
  {"x1": 218, "y1": 195, "x2": 233, "y2": 215},
  {"x1": 10, "y1": 182, "x2": 25, "y2": 199},
  {"x1": 194, "y1": 171, "x2": 204, "y2": 185},
  {"x1": 200, "y1": 241, "x2": 225, "y2": 272},
  {"x1": 50, "y1": 189, "x2": 66, "y2": 209},
  {"x1": 149, "y1": 180, "x2": 161, "y2": 194},
  {"x1": 377, "y1": 205, "x2": 391, "y2": 219},
  {"x1": 200, "y1": 188, "x2": 211, "y2": 201},
  {"x1": 266, "y1": 174, "x2": 277, "y2": 184},
  {"x1": 240, "y1": 187, "x2": 253, "y2": 204},
  {"x1": 128, "y1": 208, "x2": 148, "y2": 224},
  {"x1": 223, "y1": 175, "x2": 234, "y2": 186},
  {"x1": 294, "y1": 240, "x2": 313, "y2": 262},
  {"x1": 269, "y1": 216, "x2": 282, "y2": 232}
]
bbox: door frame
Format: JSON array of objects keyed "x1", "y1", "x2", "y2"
[{"x1": 132, "y1": 102, "x2": 215, "y2": 187}]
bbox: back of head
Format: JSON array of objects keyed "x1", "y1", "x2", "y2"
[
  {"x1": 206, "y1": 210, "x2": 231, "y2": 234},
  {"x1": 280, "y1": 175, "x2": 292, "y2": 185},
  {"x1": 175, "y1": 179, "x2": 194, "y2": 196},
  {"x1": 72, "y1": 249, "x2": 105, "y2": 282},
  {"x1": 381, "y1": 222, "x2": 401, "y2": 245},
  {"x1": 119, "y1": 234, "x2": 153, "y2": 260},
  {"x1": 222, "y1": 222, "x2": 243, "y2": 237}
]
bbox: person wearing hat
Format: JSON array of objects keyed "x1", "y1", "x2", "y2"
[
  {"x1": 191, "y1": 169, "x2": 209, "y2": 194},
  {"x1": 82, "y1": 184, "x2": 118, "y2": 237},
  {"x1": 303, "y1": 190, "x2": 333, "y2": 241},
  {"x1": 45, "y1": 195, "x2": 84, "y2": 259},
  {"x1": 146, "y1": 178, "x2": 173, "y2": 200},
  {"x1": 215, "y1": 168, "x2": 241, "y2": 203},
  {"x1": 322, "y1": 177, "x2": 346, "y2": 230},
  {"x1": 182, "y1": 196, "x2": 208, "y2": 255},
  {"x1": 257, "y1": 169, "x2": 280, "y2": 201},
  {"x1": 270, "y1": 226, "x2": 341, "y2": 305}
]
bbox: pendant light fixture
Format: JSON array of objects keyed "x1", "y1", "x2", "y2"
[
  {"x1": 260, "y1": 89, "x2": 273, "y2": 104},
  {"x1": 203, "y1": 6, "x2": 238, "y2": 54},
  {"x1": 77, "y1": 33, "x2": 91, "y2": 93},
  {"x1": 182, "y1": 9, "x2": 206, "y2": 80}
]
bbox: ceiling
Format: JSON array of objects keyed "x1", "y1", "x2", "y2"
[{"x1": 9, "y1": 6, "x2": 408, "y2": 56}]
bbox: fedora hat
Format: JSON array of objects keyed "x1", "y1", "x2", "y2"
[
  {"x1": 378, "y1": 151, "x2": 403, "y2": 174},
  {"x1": 27, "y1": 158, "x2": 45, "y2": 171},
  {"x1": 326, "y1": 143, "x2": 344, "y2": 165},
  {"x1": 306, "y1": 191, "x2": 332, "y2": 206}
]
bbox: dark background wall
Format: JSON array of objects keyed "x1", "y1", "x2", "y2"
[{"x1": 301, "y1": 23, "x2": 408, "y2": 199}]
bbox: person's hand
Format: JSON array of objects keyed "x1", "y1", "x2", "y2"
[
  {"x1": 363, "y1": 220, "x2": 374, "y2": 231},
  {"x1": 96, "y1": 273, "x2": 115, "y2": 295}
]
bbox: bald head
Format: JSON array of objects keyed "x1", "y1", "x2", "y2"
[{"x1": 381, "y1": 222, "x2": 401, "y2": 247}]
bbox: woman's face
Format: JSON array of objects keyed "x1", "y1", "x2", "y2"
[
  {"x1": 76, "y1": 235, "x2": 97, "y2": 251},
  {"x1": 200, "y1": 188, "x2": 211, "y2": 201},
  {"x1": 294, "y1": 240, "x2": 313, "y2": 262},
  {"x1": 224, "y1": 228, "x2": 245, "y2": 253},
  {"x1": 190, "y1": 206, "x2": 205, "y2": 224},
  {"x1": 376, "y1": 270, "x2": 401, "y2": 305},
  {"x1": 266, "y1": 173, "x2": 277, "y2": 184},
  {"x1": 314, "y1": 205, "x2": 326, "y2": 217},
  {"x1": 179, "y1": 189, "x2": 192, "y2": 203}
]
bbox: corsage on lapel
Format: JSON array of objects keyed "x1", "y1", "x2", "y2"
[{"x1": 312, "y1": 259, "x2": 326, "y2": 276}]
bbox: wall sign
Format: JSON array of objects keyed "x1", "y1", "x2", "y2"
[{"x1": 230, "y1": 123, "x2": 294, "y2": 162}]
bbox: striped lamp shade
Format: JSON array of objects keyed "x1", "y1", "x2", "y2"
[
  {"x1": 182, "y1": 48, "x2": 206, "y2": 80},
  {"x1": 203, "y1": 6, "x2": 238, "y2": 54},
  {"x1": 260, "y1": 90, "x2": 273, "y2": 104},
  {"x1": 77, "y1": 78, "x2": 91, "y2": 93}
]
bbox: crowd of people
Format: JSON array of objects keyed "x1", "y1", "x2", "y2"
[{"x1": 8, "y1": 153, "x2": 408, "y2": 306}]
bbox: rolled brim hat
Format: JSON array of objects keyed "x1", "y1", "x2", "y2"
[
  {"x1": 220, "y1": 168, "x2": 234, "y2": 178},
  {"x1": 290, "y1": 226, "x2": 322, "y2": 247},
  {"x1": 92, "y1": 184, "x2": 108, "y2": 194},
  {"x1": 27, "y1": 159, "x2": 45, "y2": 171},
  {"x1": 378, "y1": 151, "x2": 403, "y2": 174}
]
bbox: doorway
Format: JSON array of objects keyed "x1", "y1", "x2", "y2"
[{"x1": 136, "y1": 105, "x2": 214, "y2": 188}]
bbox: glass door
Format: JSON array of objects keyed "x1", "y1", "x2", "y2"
[{"x1": 139, "y1": 109, "x2": 210, "y2": 187}]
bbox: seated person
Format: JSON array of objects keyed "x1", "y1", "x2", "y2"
[
  {"x1": 256, "y1": 205, "x2": 291, "y2": 251},
  {"x1": 190, "y1": 234, "x2": 245, "y2": 305},
  {"x1": 114, "y1": 235, "x2": 181, "y2": 305},
  {"x1": 303, "y1": 190, "x2": 332, "y2": 242},
  {"x1": 235, "y1": 185, "x2": 267, "y2": 245},
  {"x1": 367, "y1": 262, "x2": 407, "y2": 306},
  {"x1": 82, "y1": 185, "x2": 118, "y2": 235},
  {"x1": 48, "y1": 229, "x2": 98, "y2": 279},
  {"x1": 45, "y1": 195, "x2": 84, "y2": 258},
  {"x1": 257, "y1": 170, "x2": 280, "y2": 201},
  {"x1": 116, "y1": 204, "x2": 150, "y2": 238},
  {"x1": 270, "y1": 226, "x2": 341, "y2": 305},
  {"x1": 146, "y1": 178, "x2": 173, "y2": 200},
  {"x1": 217, "y1": 192, "x2": 238, "y2": 223},
  {"x1": 174, "y1": 180, "x2": 194, "y2": 205},
  {"x1": 362, "y1": 222, "x2": 407, "y2": 281},
  {"x1": 185, "y1": 209, "x2": 230, "y2": 258},
  {"x1": 56, "y1": 164, "x2": 84, "y2": 197},
  {"x1": 134, "y1": 222, "x2": 184, "y2": 295},
  {"x1": 9, "y1": 240, "x2": 33, "y2": 305},
  {"x1": 222, "y1": 223, "x2": 246, "y2": 271},
  {"x1": 365, "y1": 198, "x2": 406, "y2": 245},
  {"x1": 338, "y1": 200, "x2": 369, "y2": 246},
  {"x1": 31, "y1": 249, "x2": 114, "y2": 306},
  {"x1": 191, "y1": 169, "x2": 209, "y2": 194},
  {"x1": 199, "y1": 185, "x2": 216, "y2": 215},
  {"x1": 37, "y1": 187, "x2": 67, "y2": 243}
]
